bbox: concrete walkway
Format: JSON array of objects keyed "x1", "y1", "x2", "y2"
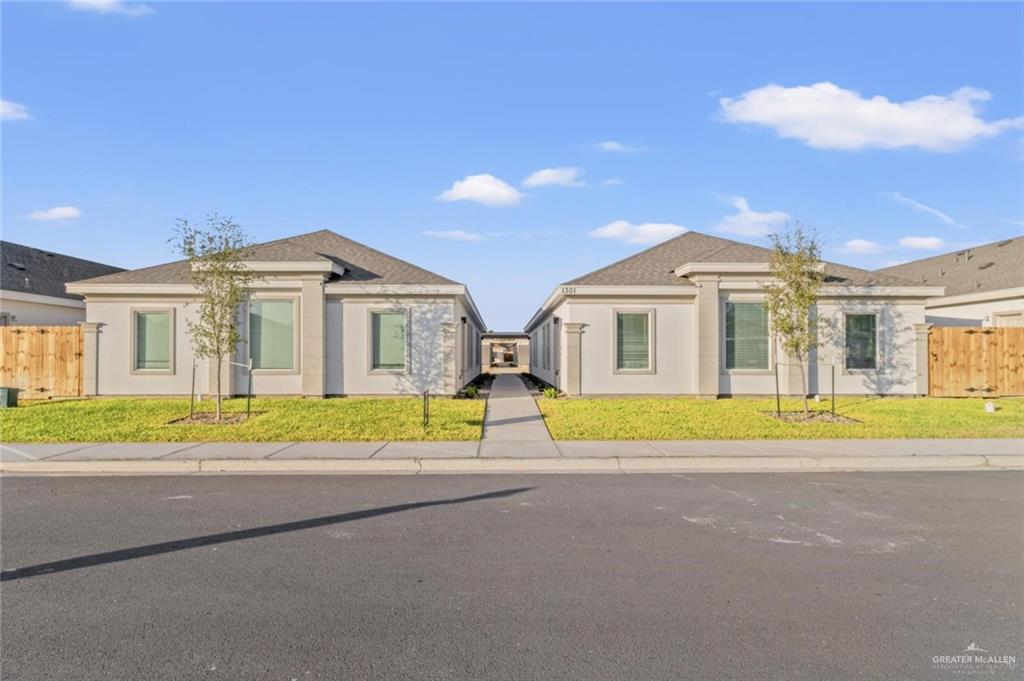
[
  {"x1": 479, "y1": 375, "x2": 558, "y2": 458},
  {"x1": 0, "y1": 439, "x2": 1020, "y2": 475}
]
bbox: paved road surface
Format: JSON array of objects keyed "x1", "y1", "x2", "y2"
[{"x1": 2, "y1": 473, "x2": 1021, "y2": 680}]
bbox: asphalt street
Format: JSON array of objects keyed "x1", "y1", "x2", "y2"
[{"x1": 2, "y1": 472, "x2": 1021, "y2": 680}]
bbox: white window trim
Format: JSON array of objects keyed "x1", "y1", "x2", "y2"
[
  {"x1": 721, "y1": 297, "x2": 773, "y2": 375},
  {"x1": 130, "y1": 307, "x2": 176, "y2": 375},
  {"x1": 248, "y1": 296, "x2": 300, "y2": 375},
  {"x1": 367, "y1": 307, "x2": 411, "y2": 375},
  {"x1": 613, "y1": 308, "x2": 656, "y2": 375},
  {"x1": 842, "y1": 311, "x2": 881, "y2": 374}
]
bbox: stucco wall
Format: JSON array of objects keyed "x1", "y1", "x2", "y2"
[
  {"x1": 568, "y1": 300, "x2": 697, "y2": 395},
  {"x1": 720, "y1": 298, "x2": 926, "y2": 396},
  {"x1": 453, "y1": 298, "x2": 483, "y2": 388},
  {"x1": 86, "y1": 294, "x2": 465, "y2": 396},
  {"x1": 925, "y1": 291, "x2": 1024, "y2": 327},
  {"x1": 528, "y1": 301, "x2": 566, "y2": 388},
  {"x1": 339, "y1": 297, "x2": 455, "y2": 395},
  {"x1": 88, "y1": 298, "x2": 209, "y2": 395},
  {"x1": 0, "y1": 297, "x2": 85, "y2": 325},
  {"x1": 537, "y1": 293, "x2": 927, "y2": 397}
]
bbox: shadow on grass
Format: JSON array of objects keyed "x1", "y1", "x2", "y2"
[{"x1": 1, "y1": 487, "x2": 532, "y2": 582}]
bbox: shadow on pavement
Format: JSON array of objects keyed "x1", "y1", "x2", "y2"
[{"x1": 1, "y1": 487, "x2": 533, "y2": 582}]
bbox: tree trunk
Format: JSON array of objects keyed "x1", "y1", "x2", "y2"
[{"x1": 215, "y1": 357, "x2": 222, "y2": 420}]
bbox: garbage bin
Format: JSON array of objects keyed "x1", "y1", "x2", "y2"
[{"x1": 0, "y1": 387, "x2": 19, "y2": 408}]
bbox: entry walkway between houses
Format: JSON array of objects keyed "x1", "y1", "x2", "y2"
[{"x1": 478, "y1": 374, "x2": 559, "y2": 457}]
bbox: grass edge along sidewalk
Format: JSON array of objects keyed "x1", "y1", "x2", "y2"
[
  {"x1": 536, "y1": 396, "x2": 1024, "y2": 441},
  {"x1": 1, "y1": 396, "x2": 1021, "y2": 444},
  {"x1": 0, "y1": 397, "x2": 485, "y2": 443}
]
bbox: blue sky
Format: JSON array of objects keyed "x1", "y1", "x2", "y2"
[{"x1": 3, "y1": 1, "x2": 1022, "y2": 330}]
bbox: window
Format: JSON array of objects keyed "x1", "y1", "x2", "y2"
[
  {"x1": 371, "y1": 310, "x2": 406, "y2": 371},
  {"x1": 615, "y1": 311, "x2": 651, "y2": 371},
  {"x1": 134, "y1": 310, "x2": 172, "y2": 371},
  {"x1": 845, "y1": 314, "x2": 877, "y2": 370},
  {"x1": 725, "y1": 302, "x2": 769, "y2": 370},
  {"x1": 249, "y1": 300, "x2": 295, "y2": 370}
]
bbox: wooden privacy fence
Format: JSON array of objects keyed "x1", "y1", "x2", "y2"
[
  {"x1": 0, "y1": 326, "x2": 83, "y2": 398},
  {"x1": 929, "y1": 327, "x2": 1024, "y2": 397}
]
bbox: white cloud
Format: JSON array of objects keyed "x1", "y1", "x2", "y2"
[
  {"x1": 594, "y1": 140, "x2": 647, "y2": 153},
  {"x1": 714, "y1": 196, "x2": 789, "y2": 237},
  {"x1": 589, "y1": 220, "x2": 687, "y2": 245},
  {"x1": 600, "y1": 178, "x2": 624, "y2": 187},
  {"x1": 422, "y1": 230, "x2": 485, "y2": 242},
  {"x1": 436, "y1": 174, "x2": 522, "y2": 207},
  {"x1": 719, "y1": 82, "x2": 1022, "y2": 151},
  {"x1": 899, "y1": 236, "x2": 945, "y2": 251},
  {"x1": 67, "y1": 0, "x2": 154, "y2": 16},
  {"x1": 1, "y1": 100, "x2": 31, "y2": 121},
  {"x1": 27, "y1": 206, "x2": 81, "y2": 221},
  {"x1": 523, "y1": 167, "x2": 584, "y2": 188},
  {"x1": 883, "y1": 192, "x2": 963, "y2": 228},
  {"x1": 842, "y1": 239, "x2": 882, "y2": 254}
]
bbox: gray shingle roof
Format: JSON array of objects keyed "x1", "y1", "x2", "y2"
[
  {"x1": 565, "y1": 231, "x2": 916, "y2": 287},
  {"x1": 876, "y1": 237, "x2": 1024, "y2": 297},
  {"x1": 1, "y1": 241, "x2": 125, "y2": 301},
  {"x1": 72, "y1": 230, "x2": 460, "y2": 287}
]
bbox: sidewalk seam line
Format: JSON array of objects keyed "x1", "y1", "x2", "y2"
[
  {"x1": 368, "y1": 442, "x2": 391, "y2": 459},
  {"x1": 157, "y1": 443, "x2": 202, "y2": 460},
  {"x1": 37, "y1": 444, "x2": 97, "y2": 460},
  {"x1": 267, "y1": 443, "x2": 297, "y2": 459}
]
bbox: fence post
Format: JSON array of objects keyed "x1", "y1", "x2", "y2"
[
  {"x1": 422, "y1": 390, "x2": 430, "y2": 430},
  {"x1": 831, "y1": 363, "x2": 835, "y2": 417},
  {"x1": 246, "y1": 358, "x2": 254, "y2": 419},
  {"x1": 190, "y1": 361, "x2": 196, "y2": 419},
  {"x1": 913, "y1": 323, "x2": 933, "y2": 396}
]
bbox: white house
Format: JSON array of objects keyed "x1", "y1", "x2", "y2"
[
  {"x1": 877, "y1": 237, "x2": 1023, "y2": 327},
  {"x1": 0, "y1": 241, "x2": 124, "y2": 326},
  {"x1": 525, "y1": 231, "x2": 942, "y2": 397},
  {"x1": 66, "y1": 230, "x2": 485, "y2": 397}
]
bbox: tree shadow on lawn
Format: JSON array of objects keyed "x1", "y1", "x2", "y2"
[{"x1": 1, "y1": 487, "x2": 532, "y2": 582}]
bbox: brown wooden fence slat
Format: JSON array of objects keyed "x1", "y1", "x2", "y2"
[
  {"x1": 929, "y1": 327, "x2": 1024, "y2": 397},
  {"x1": 0, "y1": 326, "x2": 83, "y2": 398}
]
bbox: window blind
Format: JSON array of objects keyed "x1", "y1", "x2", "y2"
[
  {"x1": 135, "y1": 311, "x2": 171, "y2": 370},
  {"x1": 845, "y1": 314, "x2": 877, "y2": 369},
  {"x1": 372, "y1": 311, "x2": 406, "y2": 370},
  {"x1": 250, "y1": 300, "x2": 294, "y2": 370},
  {"x1": 725, "y1": 302, "x2": 768, "y2": 370},
  {"x1": 616, "y1": 312, "x2": 650, "y2": 370}
]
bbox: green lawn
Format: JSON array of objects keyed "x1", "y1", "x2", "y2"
[
  {"x1": 537, "y1": 396, "x2": 1024, "y2": 440},
  {"x1": 0, "y1": 397, "x2": 485, "y2": 442}
]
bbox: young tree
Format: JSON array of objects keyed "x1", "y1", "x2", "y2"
[
  {"x1": 762, "y1": 222, "x2": 825, "y2": 418},
  {"x1": 172, "y1": 215, "x2": 257, "y2": 420}
]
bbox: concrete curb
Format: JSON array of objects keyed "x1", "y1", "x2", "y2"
[{"x1": 1, "y1": 455, "x2": 1021, "y2": 476}]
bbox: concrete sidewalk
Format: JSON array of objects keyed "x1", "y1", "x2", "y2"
[
  {"x1": 479, "y1": 375, "x2": 558, "y2": 458},
  {"x1": 1, "y1": 439, "x2": 1020, "y2": 475}
]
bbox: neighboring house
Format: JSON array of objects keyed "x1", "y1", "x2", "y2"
[
  {"x1": 482, "y1": 332, "x2": 529, "y2": 373},
  {"x1": 525, "y1": 231, "x2": 942, "y2": 397},
  {"x1": 0, "y1": 241, "x2": 124, "y2": 326},
  {"x1": 66, "y1": 230, "x2": 485, "y2": 397},
  {"x1": 877, "y1": 237, "x2": 1024, "y2": 327}
]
